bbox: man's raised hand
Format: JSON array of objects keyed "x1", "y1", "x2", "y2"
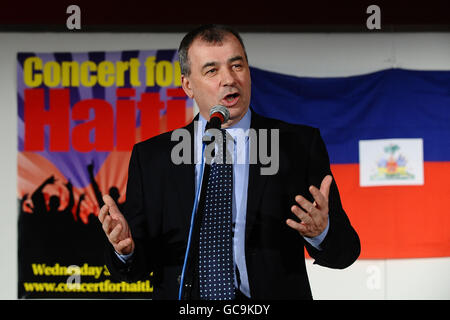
[
  {"x1": 286, "y1": 175, "x2": 333, "y2": 238},
  {"x1": 98, "y1": 194, "x2": 135, "y2": 255}
]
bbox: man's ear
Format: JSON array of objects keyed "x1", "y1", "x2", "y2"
[{"x1": 181, "y1": 75, "x2": 194, "y2": 99}]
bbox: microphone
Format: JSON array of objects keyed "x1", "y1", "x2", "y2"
[{"x1": 207, "y1": 105, "x2": 230, "y2": 130}]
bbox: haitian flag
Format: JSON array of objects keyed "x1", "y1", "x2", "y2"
[
  {"x1": 250, "y1": 67, "x2": 450, "y2": 259},
  {"x1": 17, "y1": 49, "x2": 193, "y2": 298}
]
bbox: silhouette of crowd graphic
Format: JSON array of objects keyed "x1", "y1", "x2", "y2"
[{"x1": 18, "y1": 162, "x2": 127, "y2": 298}]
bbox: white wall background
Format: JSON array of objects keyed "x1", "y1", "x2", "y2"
[{"x1": 1, "y1": 32, "x2": 449, "y2": 300}]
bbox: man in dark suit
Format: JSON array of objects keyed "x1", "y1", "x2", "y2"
[{"x1": 99, "y1": 24, "x2": 360, "y2": 300}]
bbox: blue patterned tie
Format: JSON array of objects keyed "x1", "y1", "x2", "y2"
[{"x1": 199, "y1": 130, "x2": 234, "y2": 300}]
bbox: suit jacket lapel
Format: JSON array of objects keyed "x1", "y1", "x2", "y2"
[
  {"x1": 245, "y1": 110, "x2": 270, "y2": 243},
  {"x1": 170, "y1": 114, "x2": 198, "y2": 228}
]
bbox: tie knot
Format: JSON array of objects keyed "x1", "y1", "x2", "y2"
[
  {"x1": 216, "y1": 130, "x2": 233, "y2": 165},
  {"x1": 203, "y1": 128, "x2": 234, "y2": 165}
]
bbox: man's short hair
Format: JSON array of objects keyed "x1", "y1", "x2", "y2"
[{"x1": 178, "y1": 24, "x2": 248, "y2": 76}]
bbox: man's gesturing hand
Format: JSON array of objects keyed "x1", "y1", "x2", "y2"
[
  {"x1": 98, "y1": 194, "x2": 135, "y2": 255},
  {"x1": 286, "y1": 175, "x2": 333, "y2": 238}
]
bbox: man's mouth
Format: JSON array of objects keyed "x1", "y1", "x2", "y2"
[{"x1": 221, "y1": 92, "x2": 240, "y2": 106}]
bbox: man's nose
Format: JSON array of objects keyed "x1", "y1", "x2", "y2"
[{"x1": 220, "y1": 68, "x2": 236, "y2": 87}]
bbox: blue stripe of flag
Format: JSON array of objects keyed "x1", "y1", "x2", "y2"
[{"x1": 250, "y1": 67, "x2": 450, "y2": 164}]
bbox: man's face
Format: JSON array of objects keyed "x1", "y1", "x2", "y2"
[{"x1": 181, "y1": 34, "x2": 251, "y2": 128}]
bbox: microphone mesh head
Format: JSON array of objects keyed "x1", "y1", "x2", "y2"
[{"x1": 210, "y1": 105, "x2": 230, "y2": 124}]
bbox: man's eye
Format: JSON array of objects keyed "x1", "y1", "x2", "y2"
[
  {"x1": 232, "y1": 64, "x2": 242, "y2": 69},
  {"x1": 206, "y1": 68, "x2": 217, "y2": 74}
]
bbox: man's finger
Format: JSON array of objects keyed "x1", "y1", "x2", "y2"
[
  {"x1": 320, "y1": 175, "x2": 333, "y2": 200},
  {"x1": 102, "y1": 215, "x2": 112, "y2": 235},
  {"x1": 308, "y1": 186, "x2": 329, "y2": 227},
  {"x1": 308, "y1": 185, "x2": 327, "y2": 209},
  {"x1": 103, "y1": 194, "x2": 121, "y2": 216},
  {"x1": 116, "y1": 238, "x2": 132, "y2": 253},
  {"x1": 103, "y1": 215, "x2": 118, "y2": 236},
  {"x1": 294, "y1": 195, "x2": 316, "y2": 215},
  {"x1": 98, "y1": 204, "x2": 109, "y2": 223},
  {"x1": 109, "y1": 223, "x2": 123, "y2": 244},
  {"x1": 286, "y1": 219, "x2": 308, "y2": 235},
  {"x1": 291, "y1": 204, "x2": 313, "y2": 225}
]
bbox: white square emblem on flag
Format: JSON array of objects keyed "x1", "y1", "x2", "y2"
[{"x1": 359, "y1": 138, "x2": 424, "y2": 187}]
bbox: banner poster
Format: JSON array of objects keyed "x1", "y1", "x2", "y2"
[{"x1": 17, "y1": 49, "x2": 193, "y2": 298}]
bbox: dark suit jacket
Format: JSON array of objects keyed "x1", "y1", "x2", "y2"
[{"x1": 105, "y1": 110, "x2": 360, "y2": 300}]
